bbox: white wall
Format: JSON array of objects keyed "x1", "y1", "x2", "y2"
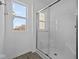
[
  {"x1": 0, "y1": 0, "x2": 5, "y2": 59},
  {"x1": 4, "y1": 0, "x2": 35, "y2": 59}
]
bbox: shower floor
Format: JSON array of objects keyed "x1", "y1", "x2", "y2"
[{"x1": 49, "y1": 46, "x2": 76, "y2": 59}]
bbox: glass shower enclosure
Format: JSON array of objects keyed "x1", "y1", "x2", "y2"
[
  {"x1": 36, "y1": 0, "x2": 77, "y2": 59},
  {"x1": 36, "y1": 8, "x2": 50, "y2": 55}
]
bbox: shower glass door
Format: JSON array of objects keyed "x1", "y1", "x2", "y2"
[
  {"x1": 36, "y1": 1, "x2": 77, "y2": 59},
  {"x1": 36, "y1": 8, "x2": 50, "y2": 54}
]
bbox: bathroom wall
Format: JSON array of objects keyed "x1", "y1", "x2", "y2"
[
  {"x1": 4, "y1": 0, "x2": 35, "y2": 59},
  {"x1": 0, "y1": 0, "x2": 5, "y2": 59}
]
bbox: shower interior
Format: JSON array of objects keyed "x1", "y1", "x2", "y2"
[{"x1": 36, "y1": 0, "x2": 77, "y2": 59}]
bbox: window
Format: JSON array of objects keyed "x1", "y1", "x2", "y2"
[
  {"x1": 13, "y1": 2, "x2": 26, "y2": 17},
  {"x1": 13, "y1": 18, "x2": 26, "y2": 31},
  {"x1": 39, "y1": 13, "x2": 46, "y2": 30},
  {"x1": 12, "y1": 1, "x2": 27, "y2": 32}
]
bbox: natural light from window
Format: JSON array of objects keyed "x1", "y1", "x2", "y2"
[
  {"x1": 12, "y1": 1, "x2": 27, "y2": 32},
  {"x1": 13, "y1": 2, "x2": 26, "y2": 17},
  {"x1": 39, "y1": 13, "x2": 45, "y2": 30}
]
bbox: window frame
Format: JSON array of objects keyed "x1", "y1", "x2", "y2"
[{"x1": 12, "y1": 0, "x2": 28, "y2": 32}]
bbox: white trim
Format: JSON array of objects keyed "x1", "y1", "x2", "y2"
[
  {"x1": 13, "y1": 1, "x2": 28, "y2": 20},
  {"x1": 14, "y1": 16, "x2": 26, "y2": 19},
  {"x1": 12, "y1": 0, "x2": 29, "y2": 32},
  {"x1": 12, "y1": 1, "x2": 28, "y2": 18}
]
